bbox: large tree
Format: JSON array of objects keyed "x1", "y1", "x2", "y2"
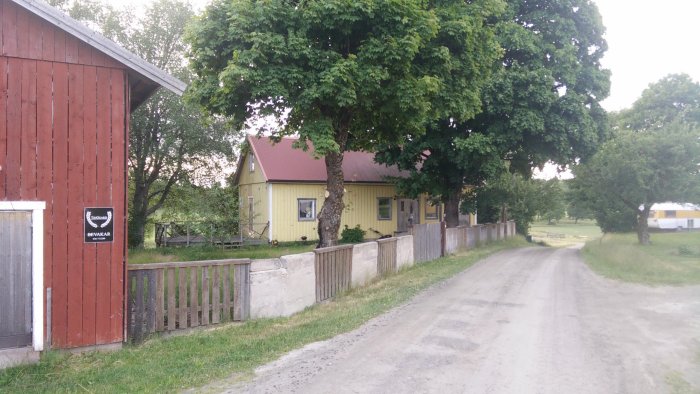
[
  {"x1": 572, "y1": 129, "x2": 700, "y2": 244},
  {"x1": 377, "y1": 0, "x2": 610, "y2": 227},
  {"x1": 187, "y1": 0, "x2": 503, "y2": 246},
  {"x1": 573, "y1": 74, "x2": 700, "y2": 243}
]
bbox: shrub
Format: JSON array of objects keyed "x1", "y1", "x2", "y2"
[{"x1": 340, "y1": 225, "x2": 365, "y2": 244}]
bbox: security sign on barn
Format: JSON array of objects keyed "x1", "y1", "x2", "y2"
[
  {"x1": 0, "y1": 0, "x2": 185, "y2": 364},
  {"x1": 84, "y1": 208, "x2": 114, "y2": 243}
]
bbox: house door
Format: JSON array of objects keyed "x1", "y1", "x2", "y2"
[
  {"x1": 397, "y1": 199, "x2": 419, "y2": 233},
  {"x1": 0, "y1": 211, "x2": 33, "y2": 350}
]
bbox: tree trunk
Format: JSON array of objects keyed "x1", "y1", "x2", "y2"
[
  {"x1": 317, "y1": 150, "x2": 345, "y2": 248},
  {"x1": 443, "y1": 190, "x2": 461, "y2": 228},
  {"x1": 129, "y1": 184, "x2": 149, "y2": 248},
  {"x1": 636, "y1": 205, "x2": 651, "y2": 245}
]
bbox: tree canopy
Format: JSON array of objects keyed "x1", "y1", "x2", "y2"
[
  {"x1": 613, "y1": 73, "x2": 700, "y2": 132},
  {"x1": 187, "y1": 0, "x2": 504, "y2": 246},
  {"x1": 574, "y1": 74, "x2": 700, "y2": 243},
  {"x1": 376, "y1": 0, "x2": 611, "y2": 228}
]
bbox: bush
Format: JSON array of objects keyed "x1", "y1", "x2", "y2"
[{"x1": 340, "y1": 225, "x2": 365, "y2": 244}]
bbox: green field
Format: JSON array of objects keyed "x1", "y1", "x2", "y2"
[
  {"x1": 582, "y1": 231, "x2": 700, "y2": 286},
  {"x1": 530, "y1": 219, "x2": 602, "y2": 247},
  {"x1": 128, "y1": 243, "x2": 316, "y2": 264}
]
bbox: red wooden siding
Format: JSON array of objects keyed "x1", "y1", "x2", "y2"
[
  {"x1": 1, "y1": 0, "x2": 122, "y2": 68},
  {"x1": 0, "y1": 0, "x2": 129, "y2": 349}
]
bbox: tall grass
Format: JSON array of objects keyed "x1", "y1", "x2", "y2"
[
  {"x1": 582, "y1": 232, "x2": 700, "y2": 286},
  {"x1": 1, "y1": 239, "x2": 527, "y2": 393}
]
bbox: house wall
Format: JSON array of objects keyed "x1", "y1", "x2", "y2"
[
  {"x1": 269, "y1": 183, "x2": 399, "y2": 242},
  {"x1": 0, "y1": 0, "x2": 128, "y2": 349},
  {"x1": 237, "y1": 152, "x2": 269, "y2": 239}
]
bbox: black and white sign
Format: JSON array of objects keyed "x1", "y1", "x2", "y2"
[{"x1": 84, "y1": 207, "x2": 114, "y2": 243}]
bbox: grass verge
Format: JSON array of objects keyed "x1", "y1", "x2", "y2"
[
  {"x1": 1, "y1": 238, "x2": 528, "y2": 393},
  {"x1": 128, "y1": 243, "x2": 316, "y2": 264},
  {"x1": 582, "y1": 232, "x2": 700, "y2": 286}
]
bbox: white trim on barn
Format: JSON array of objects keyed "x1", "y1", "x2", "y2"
[{"x1": 0, "y1": 201, "x2": 46, "y2": 352}]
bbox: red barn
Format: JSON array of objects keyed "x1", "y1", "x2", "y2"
[{"x1": 0, "y1": 0, "x2": 184, "y2": 360}]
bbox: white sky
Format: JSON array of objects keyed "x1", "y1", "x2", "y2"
[{"x1": 594, "y1": 0, "x2": 700, "y2": 111}]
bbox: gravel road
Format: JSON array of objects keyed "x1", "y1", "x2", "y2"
[{"x1": 215, "y1": 246, "x2": 700, "y2": 394}]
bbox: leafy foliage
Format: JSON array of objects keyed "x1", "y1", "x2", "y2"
[
  {"x1": 571, "y1": 129, "x2": 700, "y2": 242},
  {"x1": 187, "y1": 0, "x2": 503, "y2": 246},
  {"x1": 376, "y1": 0, "x2": 611, "y2": 226},
  {"x1": 340, "y1": 225, "x2": 366, "y2": 244},
  {"x1": 574, "y1": 74, "x2": 700, "y2": 243},
  {"x1": 613, "y1": 74, "x2": 700, "y2": 132},
  {"x1": 464, "y1": 173, "x2": 560, "y2": 234}
]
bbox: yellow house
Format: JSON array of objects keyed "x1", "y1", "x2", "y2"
[{"x1": 234, "y1": 136, "x2": 469, "y2": 243}]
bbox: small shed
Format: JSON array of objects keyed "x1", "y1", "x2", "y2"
[{"x1": 0, "y1": 0, "x2": 185, "y2": 355}]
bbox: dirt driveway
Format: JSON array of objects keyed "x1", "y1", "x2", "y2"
[{"x1": 216, "y1": 246, "x2": 700, "y2": 393}]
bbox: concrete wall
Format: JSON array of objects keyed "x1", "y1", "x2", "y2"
[
  {"x1": 249, "y1": 252, "x2": 316, "y2": 319},
  {"x1": 478, "y1": 225, "x2": 487, "y2": 245},
  {"x1": 249, "y1": 225, "x2": 516, "y2": 321},
  {"x1": 351, "y1": 241, "x2": 378, "y2": 287},
  {"x1": 466, "y1": 227, "x2": 477, "y2": 249},
  {"x1": 396, "y1": 235, "x2": 414, "y2": 270}
]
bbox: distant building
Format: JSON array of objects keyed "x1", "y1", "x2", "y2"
[{"x1": 648, "y1": 202, "x2": 700, "y2": 230}]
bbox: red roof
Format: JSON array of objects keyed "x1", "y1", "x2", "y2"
[{"x1": 246, "y1": 135, "x2": 407, "y2": 183}]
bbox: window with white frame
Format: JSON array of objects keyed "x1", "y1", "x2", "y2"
[
  {"x1": 249, "y1": 152, "x2": 255, "y2": 172},
  {"x1": 377, "y1": 197, "x2": 392, "y2": 220},
  {"x1": 298, "y1": 199, "x2": 316, "y2": 221}
]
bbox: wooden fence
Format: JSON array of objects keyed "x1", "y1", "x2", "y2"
[
  {"x1": 412, "y1": 223, "x2": 443, "y2": 263},
  {"x1": 314, "y1": 245, "x2": 353, "y2": 302},
  {"x1": 127, "y1": 259, "x2": 251, "y2": 342},
  {"x1": 377, "y1": 237, "x2": 398, "y2": 276}
]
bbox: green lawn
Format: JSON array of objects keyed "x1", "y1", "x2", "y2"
[
  {"x1": 128, "y1": 243, "x2": 316, "y2": 264},
  {"x1": 530, "y1": 219, "x2": 602, "y2": 247},
  {"x1": 582, "y1": 231, "x2": 700, "y2": 286},
  {"x1": 1, "y1": 238, "x2": 528, "y2": 393}
]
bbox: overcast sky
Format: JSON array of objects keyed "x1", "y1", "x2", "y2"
[
  {"x1": 594, "y1": 0, "x2": 700, "y2": 111},
  {"x1": 110, "y1": 0, "x2": 700, "y2": 112}
]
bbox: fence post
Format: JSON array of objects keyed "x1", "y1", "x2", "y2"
[{"x1": 441, "y1": 221, "x2": 446, "y2": 257}]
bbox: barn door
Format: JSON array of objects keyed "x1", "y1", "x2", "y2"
[
  {"x1": 0, "y1": 211, "x2": 33, "y2": 349},
  {"x1": 397, "y1": 199, "x2": 419, "y2": 233}
]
